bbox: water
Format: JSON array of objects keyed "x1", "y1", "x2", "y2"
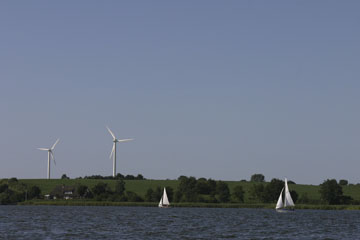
[{"x1": 0, "y1": 206, "x2": 359, "y2": 239}]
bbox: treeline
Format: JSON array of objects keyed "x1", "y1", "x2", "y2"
[
  {"x1": 0, "y1": 178, "x2": 41, "y2": 204},
  {"x1": 144, "y1": 176, "x2": 245, "y2": 203},
  {"x1": 78, "y1": 173, "x2": 145, "y2": 180},
  {"x1": 74, "y1": 180, "x2": 144, "y2": 202},
  {"x1": 249, "y1": 178, "x2": 298, "y2": 203}
]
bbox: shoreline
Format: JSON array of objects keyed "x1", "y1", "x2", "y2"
[{"x1": 17, "y1": 200, "x2": 360, "y2": 210}]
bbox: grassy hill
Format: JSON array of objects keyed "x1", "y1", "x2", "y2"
[{"x1": 19, "y1": 179, "x2": 360, "y2": 203}]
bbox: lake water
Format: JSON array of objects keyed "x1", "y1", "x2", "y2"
[{"x1": 0, "y1": 206, "x2": 359, "y2": 239}]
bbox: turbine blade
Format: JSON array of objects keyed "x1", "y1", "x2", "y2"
[
  {"x1": 118, "y1": 138, "x2": 134, "y2": 142},
  {"x1": 109, "y1": 144, "x2": 115, "y2": 159},
  {"x1": 51, "y1": 139, "x2": 60, "y2": 150},
  {"x1": 50, "y1": 151, "x2": 56, "y2": 165},
  {"x1": 106, "y1": 126, "x2": 116, "y2": 139},
  {"x1": 38, "y1": 148, "x2": 49, "y2": 151}
]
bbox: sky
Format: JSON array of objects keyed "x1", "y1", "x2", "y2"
[{"x1": 0, "y1": 1, "x2": 359, "y2": 184}]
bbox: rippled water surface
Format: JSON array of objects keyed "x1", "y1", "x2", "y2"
[{"x1": 1, "y1": 206, "x2": 359, "y2": 239}]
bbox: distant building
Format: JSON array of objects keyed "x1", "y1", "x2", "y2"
[{"x1": 50, "y1": 185, "x2": 78, "y2": 200}]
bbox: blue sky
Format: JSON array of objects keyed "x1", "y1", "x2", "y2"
[{"x1": 1, "y1": 1, "x2": 359, "y2": 184}]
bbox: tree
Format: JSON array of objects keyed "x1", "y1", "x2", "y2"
[
  {"x1": 263, "y1": 179, "x2": 284, "y2": 203},
  {"x1": 339, "y1": 179, "x2": 348, "y2": 186},
  {"x1": 92, "y1": 182, "x2": 109, "y2": 196},
  {"x1": 217, "y1": 181, "x2": 230, "y2": 203},
  {"x1": 319, "y1": 179, "x2": 343, "y2": 204},
  {"x1": 249, "y1": 184, "x2": 265, "y2": 202},
  {"x1": 28, "y1": 186, "x2": 41, "y2": 199},
  {"x1": 175, "y1": 176, "x2": 198, "y2": 202},
  {"x1": 250, "y1": 174, "x2": 265, "y2": 182},
  {"x1": 233, "y1": 185, "x2": 245, "y2": 203},
  {"x1": 165, "y1": 186, "x2": 174, "y2": 202},
  {"x1": 290, "y1": 190, "x2": 298, "y2": 203},
  {"x1": 115, "y1": 180, "x2": 126, "y2": 195},
  {"x1": 0, "y1": 184, "x2": 9, "y2": 193},
  {"x1": 136, "y1": 174, "x2": 144, "y2": 180},
  {"x1": 61, "y1": 174, "x2": 70, "y2": 179},
  {"x1": 77, "y1": 185, "x2": 88, "y2": 198},
  {"x1": 145, "y1": 188, "x2": 154, "y2": 202},
  {"x1": 196, "y1": 178, "x2": 212, "y2": 194}
]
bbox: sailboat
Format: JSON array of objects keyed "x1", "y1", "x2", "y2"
[
  {"x1": 275, "y1": 178, "x2": 295, "y2": 212},
  {"x1": 158, "y1": 187, "x2": 170, "y2": 208}
]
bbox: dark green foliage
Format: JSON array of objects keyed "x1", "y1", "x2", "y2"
[
  {"x1": 175, "y1": 176, "x2": 198, "y2": 202},
  {"x1": 297, "y1": 193, "x2": 310, "y2": 204},
  {"x1": 165, "y1": 186, "x2": 174, "y2": 202},
  {"x1": 116, "y1": 173, "x2": 125, "y2": 179},
  {"x1": 145, "y1": 188, "x2": 154, "y2": 202},
  {"x1": 290, "y1": 190, "x2": 298, "y2": 203},
  {"x1": 136, "y1": 174, "x2": 144, "y2": 180},
  {"x1": 0, "y1": 180, "x2": 27, "y2": 204},
  {"x1": 0, "y1": 184, "x2": 9, "y2": 193},
  {"x1": 28, "y1": 186, "x2": 41, "y2": 199},
  {"x1": 0, "y1": 193, "x2": 11, "y2": 204},
  {"x1": 9, "y1": 178, "x2": 18, "y2": 183},
  {"x1": 249, "y1": 184, "x2": 265, "y2": 202},
  {"x1": 92, "y1": 182, "x2": 109, "y2": 196},
  {"x1": 125, "y1": 191, "x2": 143, "y2": 202},
  {"x1": 338, "y1": 195, "x2": 353, "y2": 205},
  {"x1": 196, "y1": 178, "x2": 212, "y2": 194},
  {"x1": 262, "y1": 179, "x2": 284, "y2": 203},
  {"x1": 115, "y1": 180, "x2": 126, "y2": 195},
  {"x1": 233, "y1": 185, "x2": 245, "y2": 203},
  {"x1": 217, "y1": 181, "x2": 230, "y2": 203},
  {"x1": 250, "y1": 174, "x2": 265, "y2": 182},
  {"x1": 61, "y1": 174, "x2": 70, "y2": 179},
  {"x1": 319, "y1": 179, "x2": 344, "y2": 204},
  {"x1": 76, "y1": 185, "x2": 89, "y2": 198},
  {"x1": 339, "y1": 179, "x2": 348, "y2": 186},
  {"x1": 83, "y1": 173, "x2": 145, "y2": 180}
]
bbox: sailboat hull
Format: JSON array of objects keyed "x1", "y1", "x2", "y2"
[
  {"x1": 276, "y1": 208, "x2": 294, "y2": 213},
  {"x1": 158, "y1": 205, "x2": 171, "y2": 208}
]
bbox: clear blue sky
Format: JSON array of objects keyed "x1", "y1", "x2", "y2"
[{"x1": 1, "y1": 1, "x2": 359, "y2": 184}]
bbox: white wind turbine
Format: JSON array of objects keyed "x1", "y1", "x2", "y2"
[
  {"x1": 106, "y1": 126, "x2": 133, "y2": 177},
  {"x1": 38, "y1": 139, "x2": 59, "y2": 179}
]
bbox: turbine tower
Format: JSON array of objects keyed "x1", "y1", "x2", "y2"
[
  {"x1": 106, "y1": 126, "x2": 133, "y2": 177},
  {"x1": 38, "y1": 139, "x2": 59, "y2": 179}
]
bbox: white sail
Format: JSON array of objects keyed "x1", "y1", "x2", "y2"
[
  {"x1": 158, "y1": 196, "x2": 163, "y2": 207},
  {"x1": 158, "y1": 187, "x2": 170, "y2": 207},
  {"x1": 275, "y1": 187, "x2": 284, "y2": 209},
  {"x1": 284, "y1": 178, "x2": 295, "y2": 207},
  {"x1": 162, "y1": 188, "x2": 170, "y2": 205}
]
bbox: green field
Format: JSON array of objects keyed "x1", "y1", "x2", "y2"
[{"x1": 19, "y1": 179, "x2": 360, "y2": 203}]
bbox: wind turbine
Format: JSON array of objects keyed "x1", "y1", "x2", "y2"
[
  {"x1": 38, "y1": 139, "x2": 59, "y2": 179},
  {"x1": 106, "y1": 126, "x2": 133, "y2": 177}
]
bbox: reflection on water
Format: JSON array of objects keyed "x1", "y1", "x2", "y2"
[{"x1": 0, "y1": 206, "x2": 359, "y2": 239}]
